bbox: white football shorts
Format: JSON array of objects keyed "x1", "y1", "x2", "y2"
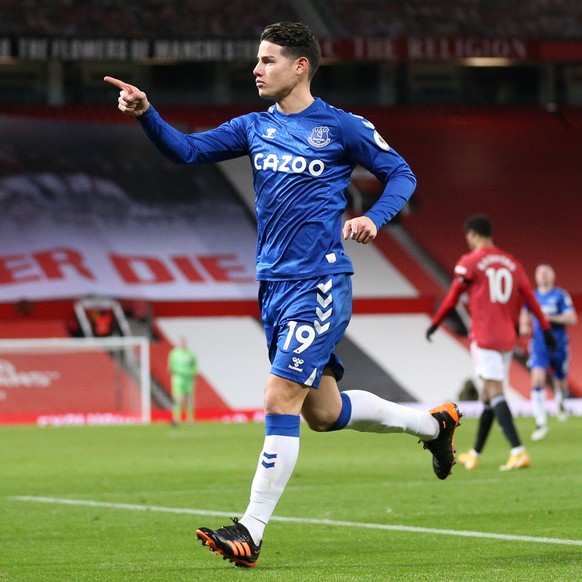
[{"x1": 470, "y1": 341, "x2": 512, "y2": 382}]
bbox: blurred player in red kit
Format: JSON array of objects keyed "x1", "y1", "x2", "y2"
[{"x1": 426, "y1": 215, "x2": 556, "y2": 471}]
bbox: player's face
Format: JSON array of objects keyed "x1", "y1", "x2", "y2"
[
  {"x1": 535, "y1": 265, "x2": 555, "y2": 288},
  {"x1": 253, "y1": 41, "x2": 301, "y2": 101}
]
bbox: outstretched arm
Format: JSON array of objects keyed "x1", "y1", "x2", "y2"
[
  {"x1": 104, "y1": 75, "x2": 247, "y2": 165},
  {"x1": 104, "y1": 76, "x2": 150, "y2": 117}
]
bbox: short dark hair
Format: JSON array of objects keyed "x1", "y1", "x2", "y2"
[
  {"x1": 464, "y1": 215, "x2": 493, "y2": 237},
  {"x1": 260, "y1": 22, "x2": 321, "y2": 79}
]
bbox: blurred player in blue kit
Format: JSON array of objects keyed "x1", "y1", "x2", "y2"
[
  {"x1": 105, "y1": 21, "x2": 461, "y2": 568},
  {"x1": 520, "y1": 264, "x2": 577, "y2": 440}
]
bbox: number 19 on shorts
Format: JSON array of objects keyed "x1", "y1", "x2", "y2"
[{"x1": 283, "y1": 321, "x2": 316, "y2": 354}]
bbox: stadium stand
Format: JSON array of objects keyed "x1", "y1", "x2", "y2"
[
  {"x1": 313, "y1": 0, "x2": 582, "y2": 38},
  {"x1": 0, "y1": 0, "x2": 298, "y2": 38},
  {"x1": 2, "y1": 0, "x2": 582, "y2": 38},
  {"x1": 0, "y1": 319, "x2": 69, "y2": 339}
]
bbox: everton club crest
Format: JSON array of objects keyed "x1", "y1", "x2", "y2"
[{"x1": 308, "y1": 126, "x2": 331, "y2": 148}]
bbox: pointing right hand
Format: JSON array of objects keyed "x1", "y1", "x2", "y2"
[{"x1": 104, "y1": 76, "x2": 150, "y2": 117}]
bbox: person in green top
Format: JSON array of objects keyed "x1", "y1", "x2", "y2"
[{"x1": 167, "y1": 336, "x2": 198, "y2": 425}]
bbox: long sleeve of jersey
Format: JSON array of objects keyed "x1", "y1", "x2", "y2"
[
  {"x1": 138, "y1": 104, "x2": 248, "y2": 164},
  {"x1": 431, "y1": 277, "x2": 467, "y2": 327},
  {"x1": 364, "y1": 161, "x2": 416, "y2": 228},
  {"x1": 339, "y1": 112, "x2": 416, "y2": 228}
]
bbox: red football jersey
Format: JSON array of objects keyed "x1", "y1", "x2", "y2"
[{"x1": 432, "y1": 246, "x2": 549, "y2": 351}]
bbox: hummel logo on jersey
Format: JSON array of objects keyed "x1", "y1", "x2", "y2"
[
  {"x1": 262, "y1": 127, "x2": 277, "y2": 139},
  {"x1": 308, "y1": 126, "x2": 331, "y2": 148}
]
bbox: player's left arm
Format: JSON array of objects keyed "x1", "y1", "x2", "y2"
[
  {"x1": 548, "y1": 311, "x2": 578, "y2": 326},
  {"x1": 341, "y1": 114, "x2": 416, "y2": 244},
  {"x1": 549, "y1": 291, "x2": 578, "y2": 326}
]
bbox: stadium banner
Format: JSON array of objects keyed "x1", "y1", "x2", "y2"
[
  {"x1": 0, "y1": 352, "x2": 142, "y2": 424},
  {"x1": 0, "y1": 228, "x2": 257, "y2": 301},
  {"x1": 0, "y1": 115, "x2": 258, "y2": 302},
  {"x1": 5, "y1": 36, "x2": 582, "y2": 63}
]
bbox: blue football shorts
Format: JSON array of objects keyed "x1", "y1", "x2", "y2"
[
  {"x1": 528, "y1": 344, "x2": 569, "y2": 380},
  {"x1": 259, "y1": 273, "x2": 352, "y2": 388}
]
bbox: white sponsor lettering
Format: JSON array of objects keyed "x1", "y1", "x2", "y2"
[
  {"x1": 36, "y1": 413, "x2": 140, "y2": 426},
  {"x1": 476, "y1": 254, "x2": 516, "y2": 271},
  {"x1": 0, "y1": 360, "x2": 60, "y2": 388},
  {"x1": 253, "y1": 153, "x2": 325, "y2": 176}
]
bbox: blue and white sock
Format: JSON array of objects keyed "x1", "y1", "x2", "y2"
[
  {"x1": 239, "y1": 414, "x2": 300, "y2": 545},
  {"x1": 531, "y1": 386, "x2": 547, "y2": 427},
  {"x1": 329, "y1": 390, "x2": 439, "y2": 440},
  {"x1": 555, "y1": 385, "x2": 566, "y2": 412}
]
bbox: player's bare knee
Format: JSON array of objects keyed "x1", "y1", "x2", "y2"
[
  {"x1": 305, "y1": 416, "x2": 333, "y2": 432},
  {"x1": 302, "y1": 407, "x2": 337, "y2": 432}
]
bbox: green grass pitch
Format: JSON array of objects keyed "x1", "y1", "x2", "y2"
[{"x1": 1, "y1": 415, "x2": 581, "y2": 581}]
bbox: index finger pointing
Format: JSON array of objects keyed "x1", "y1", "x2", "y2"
[
  {"x1": 342, "y1": 221, "x2": 351, "y2": 240},
  {"x1": 104, "y1": 76, "x2": 133, "y2": 93}
]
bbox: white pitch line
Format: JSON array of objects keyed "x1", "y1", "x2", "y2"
[{"x1": 12, "y1": 496, "x2": 582, "y2": 547}]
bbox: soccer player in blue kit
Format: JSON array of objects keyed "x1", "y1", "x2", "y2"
[
  {"x1": 520, "y1": 264, "x2": 577, "y2": 440},
  {"x1": 105, "y1": 21, "x2": 461, "y2": 568}
]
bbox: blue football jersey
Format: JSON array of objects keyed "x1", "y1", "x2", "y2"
[
  {"x1": 531, "y1": 287, "x2": 574, "y2": 349},
  {"x1": 139, "y1": 98, "x2": 416, "y2": 280}
]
